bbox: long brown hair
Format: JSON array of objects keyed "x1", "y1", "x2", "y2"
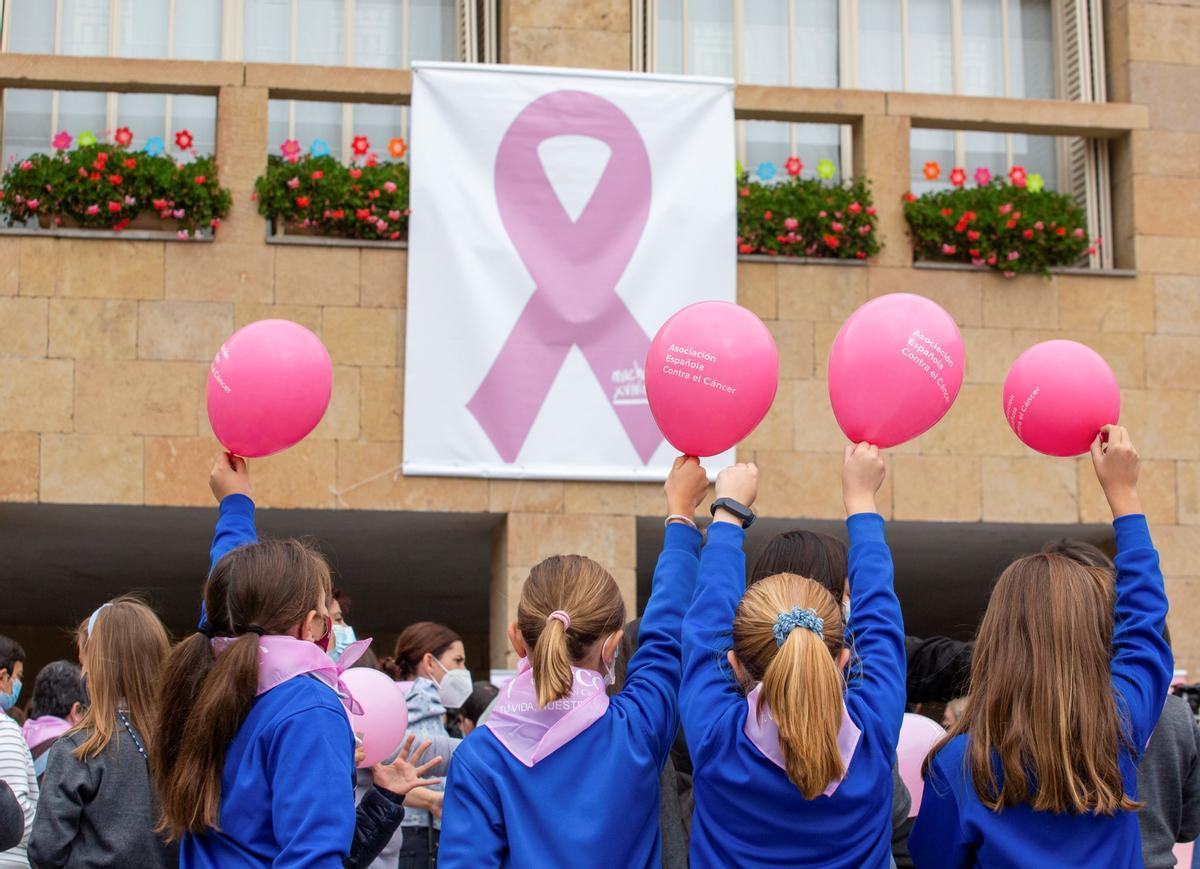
[
  {"x1": 385, "y1": 622, "x2": 462, "y2": 681},
  {"x1": 74, "y1": 597, "x2": 170, "y2": 760},
  {"x1": 518, "y1": 555, "x2": 625, "y2": 708},
  {"x1": 926, "y1": 553, "x2": 1137, "y2": 815},
  {"x1": 151, "y1": 539, "x2": 331, "y2": 840},
  {"x1": 732, "y1": 573, "x2": 845, "y2": 799},
  {"x1": 751, "y1": 530, "x2": 848, "y2": 599}
]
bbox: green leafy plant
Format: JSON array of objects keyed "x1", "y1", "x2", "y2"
[
  {"x1": 736, "y1": 173, "x2": 881, "y2": 261},
  {"x1": 903, "y1": 172, "x2": 1094, "y2": 276},
  {"x1": 254, "y1": 154, "x2": 409, "y2": 241},
  {"x1": 0, "y1": 136, "x2": 231, "y2": 237}
]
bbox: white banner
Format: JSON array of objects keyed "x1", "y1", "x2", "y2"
[{"x1": 403, "y1": 63, "x2": 736, "y2": 481}]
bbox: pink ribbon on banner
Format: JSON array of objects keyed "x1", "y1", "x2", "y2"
[{"x1": 467, "y1": 90, "x2": 663, "y2": 464}]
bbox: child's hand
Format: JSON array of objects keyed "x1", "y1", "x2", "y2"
[
  {"x1": 843, "y1": 443, "x2": 885, "y2": 516},
  {"x1": 404, "y1": 786, "x2": 444, "y2": 819},
  {"x1": 371, "y1": 735, "x2": 442, "y2": 798},
  {"x1": 1090, "y1": 425, "x2": 1142, "y2": 518},
  {"x1": 714, "y1": 463, "x2": 758, "y2": 511},
  {"x1": 209, "y1": 453, "x2": 252, "y2": 502},
  {"x1": 664, "y1": 455, "x2": 709, "y2": 517}
]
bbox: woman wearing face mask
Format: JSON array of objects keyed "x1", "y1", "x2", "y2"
[
  {"x1": 386, "y1": 622, "x2": 471, "y2": 869},
  {"x1": 330, "y1": 589, "x2": 358, "y2": 662},
  {"x1": 0, "y1": 635, "x2": 36, "y2": 869}
]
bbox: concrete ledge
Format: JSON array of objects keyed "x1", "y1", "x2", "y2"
[
  {"x1": 0, "y1": 54, "x2": 241, "y2": 95},
  {"x1": 914, "y1": 260, "x2": 1137, "y2": 278},
  {"x1": 0, "y1": 226, "x2": 210, "y2": 242},
  {"x1": 893, "y1": 92, "x2": 1150, "y2": 137},
  {"x1": 245, "y1": 64, "x2": 412, "y2": 105},
  {"x1": 737, "y1": 254, "x2": 868, "y2": 267},
  {"x1": 735, "y1": 86, "x2": 886, "y2": 123}
]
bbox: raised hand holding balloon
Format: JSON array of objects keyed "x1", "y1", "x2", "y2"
[
  {"x1": 1002, "y1": 340, "x2": 1120, "y2": 456},
  {"x1": 827, "y1": 293, "x2": 965, "y2": 448},
  {"x1": 206, "y1": 319, "x2": 333, "y2": 458},
  {"x1": 644, "y1": 302, "x2": 779, "y2": 458}
]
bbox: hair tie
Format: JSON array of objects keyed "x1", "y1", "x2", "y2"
[
  {"x1": 242, "y1": 625, "x2": 266, "y2": 637},
  {"x1": 86, "y1": 603, "x2": 113, "y2": 638},
  {"x1": 546, "y1": 611, "x2": 571, "y2": 630},
  {"x1": 197, "y1": 623, "x2": 217, "y2": 639},
  {"x1": 773, "y1": 607, "x2": 824, "y2": 646}
]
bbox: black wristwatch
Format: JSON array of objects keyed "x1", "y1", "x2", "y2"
[{"x1": 710, "y1": 497, "x2": 755, "y2": 528}]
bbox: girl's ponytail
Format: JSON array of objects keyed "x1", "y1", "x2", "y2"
[
  {"x1": 761, "y1": 621, "x2": 845, "y2": 798},
  {"x1": 733, "y1": 573, "x2": 846, "y2": 799},
  {"x1": 530, "y1": 613, "x2": 574, "y2": 707}
]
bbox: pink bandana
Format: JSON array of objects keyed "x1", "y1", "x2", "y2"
[
  {"x1": 743, "y1": 684, "x2": 862, "y2": 797},
  {"x1": 23, "y1": 715, "x2": 72, "y2": 750},
  {"x1": 211, "y1": 634, "x2": 372, "y2": 716},
  {"x1": 485, "y1": 658, "x2": 609, "y2": 767}
]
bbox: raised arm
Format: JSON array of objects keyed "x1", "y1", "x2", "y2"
[
  {"x1": 201, "y1": 454, "x2": 257, "y2": 627},
  {"x1": 680, "y1": 463, "x2": 758, "y2": 752},
  {"x1": 617, "y1": 456, "x2": 708, "y2": 756},
  {"x1": 842, "y1": 443, "x2": 906, "y2": 745},
  {"x1": 1092, "y1": 426, "x2": 1173, "y2": 753}
]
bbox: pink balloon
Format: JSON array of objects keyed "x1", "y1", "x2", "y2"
[
  {"x1": 645, "y1": 302, "x2": 779, "y2": 457},
  {"x1": 342, "y1": 668, "x2": 409, "y2": 769},
  {"x1": 206, "y1": 319, "x2": 333, "y2": 458},
  {"x1": 897, "y1": 713, "x2": 947, "y2": 817},
  {"x1": 1002, "y1": 340, "x2": 1120, "y2": 457},
  {"x1": 827, "y1": 293, "x2": 965, "y2": 448}
]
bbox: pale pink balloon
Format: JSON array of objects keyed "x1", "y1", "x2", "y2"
[
  {"x1": 645, "y1": 302, "x2": 779, "y2": 457},
  {"x1": 206, "y1": 319, "x2": 333, "y2": 458},
  {"x1": 1002, "y1": 340, "x2": 1120, "y2": 457},
  {"x1": 342, "y1": 667, "x2": 409, "y2": 769},
  {"x1": 898, "y1": 712, "x2": 947, "y2": 817},
  {"x1": 827, "y1": 294, "x2": 965, "y2": 448}
]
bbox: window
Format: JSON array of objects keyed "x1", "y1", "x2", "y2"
[{"x1": 0, "y1": 0, "x2": 496, "y2": 162}]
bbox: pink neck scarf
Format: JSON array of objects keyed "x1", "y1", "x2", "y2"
[
  {"x1": 485, "y1": 658, "x2": 609, "y2": 767},
  {"x1": 743, "y1": 684, "x2": 862, "y2": 797},
  {"x1": 23, "y1": 715, "x2": 72, "y2": 750},
  {"x1": 211, "y1": 634, "x2": 371, "y2": 715}
]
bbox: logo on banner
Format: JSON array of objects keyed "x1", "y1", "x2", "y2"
[{"x1": 466, "y1": 90, "x2": 663, "y2": 465}]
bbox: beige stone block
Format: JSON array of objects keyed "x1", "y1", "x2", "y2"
[
  {"x1": 737, "y1": 262, "x2": 777, "y2": 319},
  {"x1": 1129, "y1": 62, "x2": 1200, "y2": 133},
  {"x1": 633, "y1": 480, "x2": 703, "y2": 518},
  {"x1": 1156, "y1": 276, "x2": 1200, "y2": 335},
  {"x1": 1128, "y1": 5, "x2": 1200, "y2": 65},
  {"x1": 777, "y1": 265, "x2": 868, "y2": 323},
  {"x1": 0, "y1": 432, "x2": 39, "y2": 501},
  {"x1": 310, "y1": 366, "x2": 360, "y2": 440},
  {"x1": 48, "y1": 299, "x2": 137, "y2": 360},
  {"x1": 275, "y1": 246, "x2": 359, "y2": 306},
  {"x1": 144, "y1": 436, "x2": 221, "y2": 506},
  {"x1": 768, "y1": 319, "x2": 814, "y2": 380},
  {"x1": 334, "y1": 441, "x2": 487, "y2": 512},
  {"x1": 360, "y1": 366, "x2": 403, "y2": 442},
  {"x1": 506, "y1": 511, "x2": 636, "y2": 568},
  {"x1": 1155, "y1": 526, "x2": 1200, "y2": 577},
  {"x1": 1179, "y1": 462, "x2": 1200, "y2": 525},
  {"x1": 812, "y1": 321, "x2": 840, "y2": 379},
  {"x1": 754, "y1": 450, "x2": 894, "y2": 520},
  {"x1": 74, "y1": 360, "x2": 203, "y2": 436},
  {"x1": 982, "y1": 456, "x2": 1078, "y2": 523},
  {"x1": 1136, "y1": 236, "x2": 1200, "y2": 276},
  {"x1": 40, "y1": 433, "x2": 142, "y2": 504},
  {"x1": 252, "y1": 438, "x2": 337, "y2": 509},
  {"x1": 1058, "y1": 273, "x2": 1155, "y2": 333},
  {"x1": 892, "y1": 454, "x2": 981, "y2": 521},
  {"x1": 323, "y1": 307, "x2": 397, "y2": 367},
  {"x1": 18, "y1": 239, "x2": 56, "y2": 296},
  {"x1": 52, "y1": 240, "x2": 165, "y2": 299},
  {"x1": 1146, "y1": 335, "x2": 1200, "y2": 388},
  {"x1": 137, "y1": 301, "x2": 233, "y2": 361},
  {"x1": 961, "y1": 328, "x2": 1022, "y2": 384},
  {"x1": 165, "y1": 242, "x2": 274, "y2": 303},
  {"x1": 563, "y1": 482, "x2": 638, "y2": 515},
  {"x1": 1165, "y1": 577, "x2": 1200, "y2": 677},
  {"x1": 1132, "y1": 131, "x2": 1200, "y2": 179},
  {"x1": 1077, "y1": 458, "x2": 1176, "y2": 525},
  {"x1": 791, "y1": 379, "x2": 850, "y2": 454},
  {"x1": 360, "y1": 249, "x2": 407, "y2": 309},
  {"x1": 868, "y1": 267, "x2": 983, "y2": 327},
  {"x1": 507, "y1": 0, "x2": 628, "y2": 31},
  {"x1": 1120, "y1": 388, "x2": 1200, "y2": 460},
  {"x1": 234, "y1": 303, "x2": 324, "y2": 336},
  {"x1": 981, "y1": 274, "x2": 1057, "y2": 329},
  {"x1": 507, "y1": 26, "x2": 629, "y2": 70},
  {"x1": 918, "y1": 383, "x2": 1026, "y2": 457},
  {"x1": 742, "y1": 379, "x2": 795, "y2": 452},
  {"x1": 488, "y1": 479, "x2": 565, "y2": 514},
  {"x1": 0, "y1": 298, "x2": 47, "y2": 358},
  {"x1": 1010, "y1": 330, "x2": 1145, "y2": 389},
  {"x1": 216, "y1": 86, "x2": 269, "y2": 245},
  {"x1": 0, "y1": 238, "x2": 18, "y2": 295},
  {"x1": 611, "y1": 567, "x2": 638, "y2": 620},
  {"x1": 0, "y1": 360, "x2": 73, "y2": 433},
  {"x1": 1133, "y1": 177, "x2": 1200, "y2": 238}
]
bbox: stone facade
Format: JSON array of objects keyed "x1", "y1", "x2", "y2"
[{"x1": 1, "y1": 0, "x2": 1197, "y2": 671}]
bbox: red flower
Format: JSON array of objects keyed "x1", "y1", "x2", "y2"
[
  {"x1": 1006, "y1": 219, "x2": 1018, "y2": 229},
  {"x1": 941, "y1": 208, "x2": 954, "y2": 217},
  {"x1": 331, "y1": 209, "x2": 344, "y2": 220},
  {"x1": 866, "y1": 206, "x2": 877, "y2": 216},
  {"x1": 823, "y1": 234, "x2": 840, "y2": 249},
  {"x1": 194, "y1": 175, "x2": 206, "y2": 185},
  {"x1": 784, "y1": 157, "x2": 803, "y2": 176},
  {"x1": 968, "y1": 248, "x2": 980, "y2": 257},
  {"x1": 123, "y1": 158, "x2": 136, "y2": 169},
  {"x1": 108, "y1": 174, "x2": 122, "y2": 185},
  {"x1": 1056, "y1": 226, "x2": 1067, "y2": 236},
  {"x1": 295, "y1": 196, "x2": 311, "y2": 208},
  {"x1": 831, "y1": 221, "x2": 844, "y2": 233},
  {"x1": 107, "y1": 201, "x2": 122, "y2": 213},
  {"x1": 152, "y1": 199, "x2": 167, "y2": 210},
  {"x1": 763, "y1": 210, "x2": 773, "y2": 221},
  {"x1": 967, "y1": 230, "x2": 980, "y2": 241},
  {"x1": 90, "y1": 172, "x2": 101, "y2": 181},
  {"x1": 114, "y1": 127, "x2": 133, "y2": 147},
  {"x1": 174, "y1": 129, "x2": 194, "y2": 150},
  {"x1": 1008, "y1": 166, "x2": 1027, "y2": 188},
  {"x1": 949, "y1": 167, "x2": 966, "y2": 187},
  {"x1": 739, "y1": 187, "x2": 749, "y2": 198},
  {"x1": 855, "y1": 251, "x2": 867, "y2": 260},
  {"x1": 368, "y1": 189, "x2": 381, "y2": 200},
  {"x1": 738, "y1": 243, "x2": 753, "y2": 254},
  {"x1": 356, "y1": 208, "x2": 371, "y2": 221},
  {"x1": 903, "y1": 192, "x2": 917, "y2": 203},
  {"x1": 987, "y1": 254, "x2": 997, "y2": 266},
  {"x1": 351, "y1": 135, "x2": 370, "y2": 156},
  {"x1": 311, "y1": 170, "x2": 324, "y2": 180},
  {"x1": 78, "y1": 168, "x2": 89, "y2": 178},
  {"x1": 280, "y1": 139, "x2": 301, "y2": 160},
  {"x1": 349, "y1": 168, "x2": 362, "y2": 180},
  {"x1": 1023, "y1": 229, "x2": 1034, "y2": 240},
  {"x1": 942, "y1": 243, "x2": 956, "y2": 255},
  {"x1": 847, "y1": 202, "x2": 862, "y2": 215},
  {"x1": 963, "y1": 211, "x2": 977, "y2": 222}
]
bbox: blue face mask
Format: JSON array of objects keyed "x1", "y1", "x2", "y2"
[
  {"x1": 0, "y1": 677, "x2": 22, "y2": 712},
  {"x1": 331, "y1": 624, "x2": 357, "y2": 661}
]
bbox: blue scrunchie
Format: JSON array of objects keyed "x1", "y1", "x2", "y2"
[{"x1": 773, "y1": 606, "x2": 824, "y2": 646}]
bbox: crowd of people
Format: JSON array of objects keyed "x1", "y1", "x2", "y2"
[{"x1": 0, "y1": 427, "x2": 1195, "y2": 867}]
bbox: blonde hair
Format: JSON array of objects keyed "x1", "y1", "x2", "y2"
[
  {"x1": 517, "y1": 555, "x2": 626, "y2": 708},
  {"x1": 74, "y1": 597, "x2": 171, "y2": 760},
  {"x1": 732, "y1": 573, "x2": 845, "y2": 799}
]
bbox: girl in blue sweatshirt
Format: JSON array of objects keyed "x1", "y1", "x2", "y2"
[
  {"x1": 151, "y1": 456, "x2": 440, "y2": 868},
  {"x1": 681, "y1": 446, "x2": 906, "y2": 868},
  {"x1": 909, "y1": 425, "x2": 1173, "y2": 868},
  {"x1": 437, "y1": 455, "x2": 711, "y2": 868}
]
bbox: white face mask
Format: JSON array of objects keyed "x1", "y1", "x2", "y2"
[
  {"x1": 602, "y1": 637, "x2": 620, "y2": 687},
  {"x1": 843, "y1": 597, "x2": 851, "y2": 626},
  {"x1": 433, "y1": 658, "x2": 474, "y2": 709}
]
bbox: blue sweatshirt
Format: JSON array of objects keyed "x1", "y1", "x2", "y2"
[
  {"x1": 682, "y1": 516, "x2": 906, "y2": 869},
  {"x1": 437, "y1": 522, "x2": 703, "y2": 869},
  {"x1": 908, "y1": 514, "x2": 1174, "y2": 869}
]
